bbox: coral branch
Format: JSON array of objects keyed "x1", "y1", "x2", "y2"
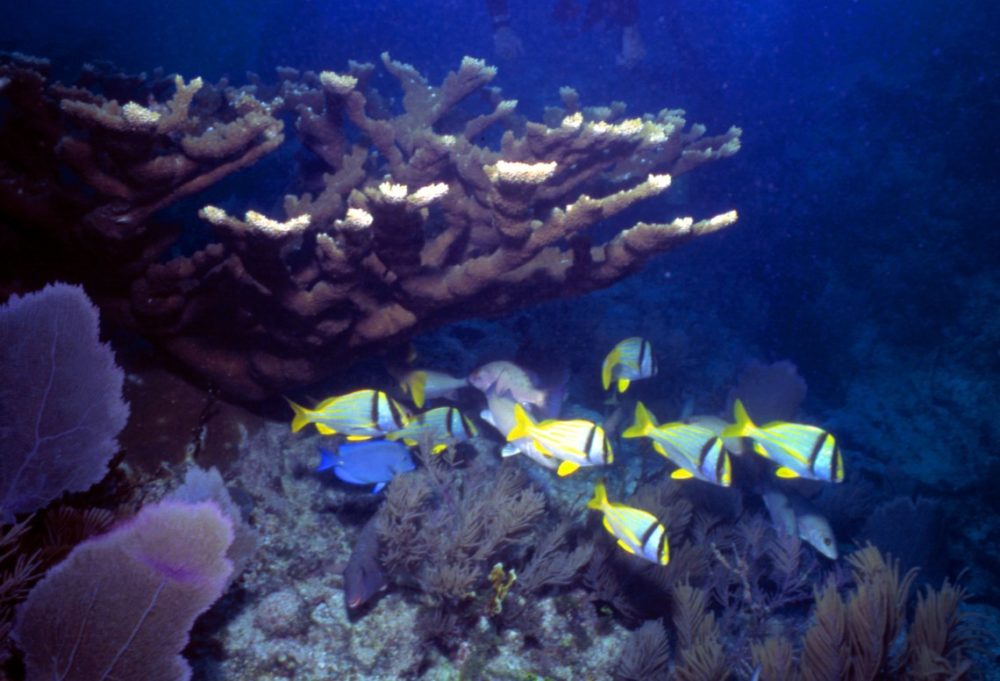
[{"x1": 0, "y1": 52, "x2": 740, "y2": 398}]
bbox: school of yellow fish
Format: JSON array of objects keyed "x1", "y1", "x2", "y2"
[{"x1": 287, "y1": 336, "x2": 845, "y2": 566}]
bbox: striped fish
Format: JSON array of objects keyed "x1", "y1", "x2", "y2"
[
  {"x1": 623, "y1": 402, "x2": 732, "y2": 487},
  {"x1": 587, "y1": 482, "x2": 669, "y2": 565},
  {"x1": 601, "y1": 337, "x2": 656, "y2": 393},
  {"x1": 722, "y1": 399, "x2": 844, "y2": 483},
  {"x1": 386, "y1": 406, "x2": 478, "y2": 454},
  {"x1": 287, "y1": 389, "x2": 410, "y2": 439},
  {"x1": 506, "y1": 404, "x2": 613, "y2": 477}
]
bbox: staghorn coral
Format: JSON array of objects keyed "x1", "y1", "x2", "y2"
[{"x1": 0, "y1": 52, "x2": 740, "y2": 398}]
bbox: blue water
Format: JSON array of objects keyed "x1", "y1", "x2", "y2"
[{"x1": 2, "y1": 0, "x2": 997, "y2": 678}]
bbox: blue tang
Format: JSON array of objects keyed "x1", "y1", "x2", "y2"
[{"x1": 317, "y1": 440, "x2": 415, "y2": 493}]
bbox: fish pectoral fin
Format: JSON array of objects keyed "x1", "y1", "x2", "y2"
[
  {"x1": 316, "y1": 424, "x2": 337, "y2": 435},
  {"x1": 671, "y1": 469, "x2": 695, "y2": 480},
  {"x1": 616, "y1": 539, "x2": 636, "y2": 555},
  {"x1": 431, "y1": 444, "x2": 448, "y2": 455},
  {"x1": 617, "y1": 378, "x2": 631, "y2": 393},
  {"x1": 372, "y1": 482, "x2": 387, "y2": 494},
  {"x1": 557, "y1": 460, "x2": 580, "y2": 477},
  {"x1": 775, "y1": 467, "x2": 800, "y2": 479}
]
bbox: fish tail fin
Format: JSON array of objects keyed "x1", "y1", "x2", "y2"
[
  {"x1": 587, "y1": 481, "x2": 609, "y2": 510},
  {"x1": 287, "y1": 398, "x2": 310, "y2": 433},
  {"x1": 721, "y1": 398, "x2": 754, "y2": 438},
  {"x1": 622, "y1": 401, "x2": 656, "y2": 438},
  {"x1": 408, "y1": 371, "x2": 427, "y2": 409},
  {"x1": 601, "y1": 349, "x2": 619, "y2": 391},
  {"x1": 506, "y1": 403, "x2": 535, "y2": 441}
]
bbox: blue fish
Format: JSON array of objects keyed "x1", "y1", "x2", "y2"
[{"x1": 317, "y1": 440, "x2": 415, "y2": 494}]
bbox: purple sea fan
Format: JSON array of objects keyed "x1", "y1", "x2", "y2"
[
  {"x1": 13, "y1": 500, "x2": 235, "y2": 681},
  {"x1": 0, "y1": 283, "x2": 129, "y2": 522}
]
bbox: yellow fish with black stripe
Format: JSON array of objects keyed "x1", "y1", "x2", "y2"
[
  {"x1": 601, "y1": 337, "x2": 656, "y2": 393},
  {"x1": 622, "y1": 402, "x2": 732, "y2": 487},
  {"x1": 287, "y1": 389, "x2": 410, "y2": 439},
  {"x1": 721, "y1": 399, "x2": 844, "y2": 483},
  {"x1": 587, "y1": 482, "x2": 669, "y2": 565},
  {"x1": 386, "y1": 406, "x2": 478, "y2": 454},
  {"x1": 506, "y1": 404, "x2": 613, "y2": 477}
]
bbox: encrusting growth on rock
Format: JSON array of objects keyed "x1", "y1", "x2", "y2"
[{"x1": 0, "y1": 51, "x2": 740, "y2": 398}]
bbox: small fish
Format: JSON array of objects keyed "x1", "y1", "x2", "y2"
[
  {"x1": 317, "y1": 440, "x2": 415, "y2": 494},
  {"x1": 506, "y1": 404, "x2": 613, "y2": 477},
  {"x1": 288, "y1": 389, "x2": 410, "y2": 439},
  {"x1": 386, "y1": 406, "x2": 478, "y2": 454},
  {"x1": 469, "y1": 361, "x2": 547, "y2": 408},
  {"x1": 481, "y1": 391, "x2": 560, "y2": 471},
  {"x1": 623, "y1": 402, "x2": 732, "y2": 487},
  {"x1": 587, "y1": 482, "x2": 669, "y2": 565},
  {"x1": 760, "y1": 487, "x2": 838, "y2": 559},
  {"x1": 398, "y1": 369, "x2": 468, "y2": 409},
  {"x1": 722, "y1": 400, "x2": 844, "y2": 483},
  {"x1": 601, "y1": 337, "x2": 656, "y2": 393}
]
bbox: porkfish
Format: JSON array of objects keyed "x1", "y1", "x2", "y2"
[
  {"x1": 623, "y1": 402, "x2": 732, "y2": 487},
  {"x1": 601, "y1": 337, "x2": 656, "y2": 393},
  {"x1": 317, "y1": 440, "x2": 415, "y2": 494},
  {"x1": 481, "y1": 391, "x2": 560, "y2": 471},
  {"x1": 386, "y1": 406, "x2": 478, "y2": 454},
  {"x1": 587, "y1": 482, "x2": 669, "y2": 565},
  {"x1": 287, "y1": 389, "x2": 410, "y2": 439},
  {"x1": 506, "y1": 404, "x2": 613, "y2": 477},
  {"x1": 722, "y1": 400, "x2": 844, "y2": 483},
  {"x1": 398, "y1": 369, "x2": 468, "y2": 409}
]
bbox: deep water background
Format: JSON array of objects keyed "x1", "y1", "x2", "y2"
[{"x1": 3, "y1": 0, "x2": 998, "y2": 625}]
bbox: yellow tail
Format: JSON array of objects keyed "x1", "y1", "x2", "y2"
[
  {"x1": 587, "y1": 481, "x2": 609, "y2": 510},
  {"x1": 407, "y1": 371, "x2": 427, "y2": 409},
  {"x1": 506, "y1": 403, "x2": 535, "y2": 441},
  {"x1": 721, "y1": 399, "x2": 754, "y2": 439},
  {"x1": 601, "y1": 349, "x2": 620, "y2": 391},
  {"x1": 622, "y1": 401, "x2": 657, "y2": 438},
  {"x1": 286, "y1": 398, "x2": 311, "y2": 433}
]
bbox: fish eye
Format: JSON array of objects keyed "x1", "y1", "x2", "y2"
[{"x1": 823, "y1": 538, "x2": 832, "y2": 546}]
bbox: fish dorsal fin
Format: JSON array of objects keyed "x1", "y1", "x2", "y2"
[
  {"x1": 557, "y1": 460, "x2": 580, "y2": 477},
  {"x1": 671, "y1": 469, "x2": 695, "y2": 480},
  {"x1": 775, "y1": 466, "x2": 800, "y2": 479},
  {"x1": 316, "y1": 424, "x2": 336, "y2": 435},
  {"x1": 616, "y1": 538, "x2": 636, "y2": 555}
]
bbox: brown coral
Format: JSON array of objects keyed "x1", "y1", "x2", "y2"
[{"x1": 0, "y1": 52, "x2": 740, "y2": 398}]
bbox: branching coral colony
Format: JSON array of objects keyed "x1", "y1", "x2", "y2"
[{"x1": 0, "y1": 52, "x2": 740, "y2": 398}]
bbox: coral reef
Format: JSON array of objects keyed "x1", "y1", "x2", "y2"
[{"x1": 0, "y1": 52, "x2": 739, "y2": 398}]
